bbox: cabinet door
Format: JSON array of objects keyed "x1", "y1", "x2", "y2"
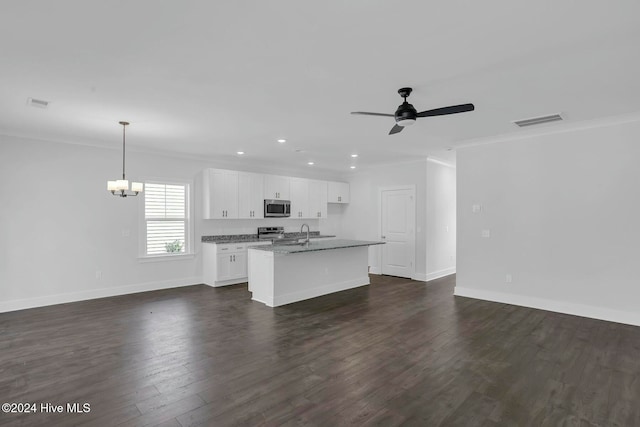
[
  {"x1": 328, "y1": 181, "x2": 350, "y2": 204},
  {"x1": 250, "y1": 173, "x2": 264, "y2": 218},
  {"x1": 230, "y1": 251, "x2": 247, "y2": 279},
  {"x1": 289, "y1": 178, "x2": 309, "y2": 219},
  {"x1": 224, "y1": 172, "x2": 239, "y2": 218},
  {"x1": 308, "y1": 180, "x2": 328, "y2": 219},
  {"x1": 239, "y1": 173, "x2": 264, "y2": 219},
  {"x1": 216, "y1": 253, "x2": 232, "y2": 281},
  {"x1": 204, "y1": 169, "x2": 239, "y2": 219},
  {"x1": 264, "y1": 175, "x2": 290, "y2": 200}
]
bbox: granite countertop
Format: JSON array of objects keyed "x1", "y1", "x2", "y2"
[
  {"x1": 202, "y1": 232, "x2": 335, "y2": 244},
  {"x1": 248, "y1": 239, "x2": 384, "y2": 254}
]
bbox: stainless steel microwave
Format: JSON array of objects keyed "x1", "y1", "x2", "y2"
[{"x1": 264, "y1": 199, "x2": 291, "y2": 217}]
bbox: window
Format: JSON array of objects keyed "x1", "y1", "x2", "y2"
[{"x1": 143, "y1": 181, "x2": 191, "y2": 257}]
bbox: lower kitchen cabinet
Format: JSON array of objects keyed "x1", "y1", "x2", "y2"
[{"x1": 203, "y1": 241, "x2": 271, "y2": 286}]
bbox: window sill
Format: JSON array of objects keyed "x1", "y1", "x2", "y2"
[{"x1": 138, "y1": 253, "x2": 196, "y2": 263}]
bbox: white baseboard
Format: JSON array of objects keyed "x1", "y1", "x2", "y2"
[
  {"x1": 369, "y1": 266, "x2": 382, "y2": 275},
  {"x1": 272, "y1": 277, "x2": 370, "y2": 307},
  {"x1": 454, "y1": 286, "x2": 640, "y2": 327},
  {"x1": 0, "y1": 276, "x2": 203, "y2": 313},
  {"x1": 412, "y1": 272, "x2": 427, "y2": 282},
  {"x1": 206, "y1": 277, "x2": 248, "y2": 287},
  {"x1": 425, "y1": 267, "x2": 456, "y2": 282}
]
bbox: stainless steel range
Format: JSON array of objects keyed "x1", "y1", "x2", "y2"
[
  {"x1": 257, "y1": 226, "x2": 284, "y2": 240},
  {"x1": 257, "y1": 226, "x2": 297, "y2": 243}
]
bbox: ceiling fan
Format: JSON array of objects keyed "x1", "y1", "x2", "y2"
[{"x1": 351, "y1": 87, "x2": 475, "y2": 135}]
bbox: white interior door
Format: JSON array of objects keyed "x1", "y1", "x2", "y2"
[{"x1": 381, "y1": 187, "x2": 415, "y2": 278}]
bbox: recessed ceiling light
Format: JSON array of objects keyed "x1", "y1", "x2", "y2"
[
  {"x1": 350, "y1": 166, "x2": 356, "y2": 169},
  {"x1": 27, "y1": 97, "x2": 49, "y2": 109},
  {"x1": 351, "y1": 154, "x2": 358, "y2": 158},
  {"x1": 277, "y1": 139, "x2": 286, "y2": 143},
  {"x1": 237, "y1": 151, "x2": 245, "y2": 155},
  {"x1": 307, "y1": 162, "x2": 314, "y2": 165}
]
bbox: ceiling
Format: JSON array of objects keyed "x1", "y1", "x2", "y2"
[{"x1": 1, "y1": 1, "x2": 640, "y2": 176}]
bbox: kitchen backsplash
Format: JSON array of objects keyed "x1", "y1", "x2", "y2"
[
  {"x1": 198, "y1": 218, "x2": 320, "y2": 236},
  {"x1": 197, "y1": 205, "x2": 344, "y2": 240}
]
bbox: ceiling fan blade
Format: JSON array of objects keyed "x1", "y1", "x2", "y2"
[
  {"x1": 416, "y1": 103, "x2": 475, "y2": 118},
  {"x1": 389, "y1": 124, "x2": 404, "y2": 135},
  {"x1": 351, "y1": 111, "x2": 395, "y2": 117}
]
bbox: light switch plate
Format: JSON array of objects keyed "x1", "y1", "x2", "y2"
[
  {"x1": 481, "y1": 229, "x2": 491, "y2": 238},
  {"x1": 472, "y1": 204, "x2": 482, "y2": 213}
]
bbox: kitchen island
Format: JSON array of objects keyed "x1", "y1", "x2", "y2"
[{"x1": 248, "y1": 239, "x2": 384, "y2": 307}]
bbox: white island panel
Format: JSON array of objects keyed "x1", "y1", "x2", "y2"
[{"x1": 248, "y1": 245, "x2": 370, "y2": 307}]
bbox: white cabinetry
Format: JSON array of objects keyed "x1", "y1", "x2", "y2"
[
  {"x1": 264, "y1": 175, "x2": 290, "y2": 200},
  {"x1": 202, "y1": 167, "x2": 343, "y2": 220},
  {"x1": 203, "y1": 241, "x2": 272, "y2": 286},
  {"x1": 290, "y1": 179, "x2": 328, "y2": 219},
  {"x1": 216, "y1": 249, "x2": 247, "y2": 280},
  {"x1": 203, "y1": 169, "x2": 239, "y2": 219},
  {"x1": 328, "y1": 181, "x2": 350, "y2": 204},
  {"x1": 238, "y1": 172, "x2": 264, "y2": 219},
  {"x1": 308, "y1": 180, "x2": 328, "y2": 218},
  {"x1": 290, "y1": 178, "x2": 309, "y2": 218}
]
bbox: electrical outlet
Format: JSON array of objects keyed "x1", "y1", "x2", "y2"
[
  {"x1": 121, "y1": 229, "x2": 130, "y2": 237},
  {"x1": 481, "y1": 229, "x2": 491, "y2": 238},
  {"x1": 472, "y1": 204, "x2": 482, "y2": 213},
  {"x1": 445, "y1": 225, "x2": 449, "y2": 232},
  {"x1": 506, "y1": 274, "x2": 512, "y2": 283},
  {"x1": 95, "y1": 270, "x2": 102, "y2": 280}
]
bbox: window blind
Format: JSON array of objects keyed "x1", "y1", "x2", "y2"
[{"x1": 144, "y1": 183, "x2": 187, "y2": 255}]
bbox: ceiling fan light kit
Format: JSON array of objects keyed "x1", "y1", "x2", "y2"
[
  {"x1": 351, "y1": 87, "x2": 475, "y2": 135},
  {"x1": 107, "y1": 121, "x2": 144, "y2": 198}
]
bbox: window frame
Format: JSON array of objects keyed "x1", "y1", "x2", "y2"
[{"x1": 138, "y1": 178, "x2": 194, "y2": 262}]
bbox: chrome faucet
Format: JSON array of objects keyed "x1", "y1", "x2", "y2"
[{"x1": 301, "y1": 223, "x2": 310, "y2": 244}]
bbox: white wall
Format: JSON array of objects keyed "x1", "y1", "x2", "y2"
[
  {"x1": 426, "y1": 159, "x2": 456, "y2": 281},
  {"x1": 342, "y1": 160, "x2": 427, "y2": 279},
  {"x1": 456, "y1": 117, "x2": 640, "y2": 326},
  {"x1": 0, "y1": 135, "x2": 342, "y2": 312}
]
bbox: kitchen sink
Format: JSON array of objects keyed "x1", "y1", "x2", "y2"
[{"x1": 278, "y1": 241, "x2": 311, "y2": 246}]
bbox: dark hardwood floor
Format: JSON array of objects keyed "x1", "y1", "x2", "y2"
[{"x1": 1, "y1": 274, "x2": 640, "y2": 426}]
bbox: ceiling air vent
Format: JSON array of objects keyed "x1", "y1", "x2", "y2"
[
  {"x1": 27, "y1": 97, "x2": 50, "y2": 109},
  {"x1": 513, "y1": 113, "x2": 563, "y2": 128}
]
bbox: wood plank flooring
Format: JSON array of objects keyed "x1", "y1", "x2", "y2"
[{"x1": 1, "y1": 274, "x2": 640, "y2": 426}]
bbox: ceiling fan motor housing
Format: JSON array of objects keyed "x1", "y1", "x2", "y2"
[{"x1": 395, "y1": 102, "x2": 417, "y2": 126}]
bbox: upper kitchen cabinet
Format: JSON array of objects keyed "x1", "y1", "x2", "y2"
[
  {"x1": 264, "y1": 175, "x2": 290, "y2": 200},
  {"x1": 203, "y1": 169, "x2": 239, "y2": 219},
  {"x1": 238, "y1": 172, "x2": 264, "y2": 219},
  {"x1": 327, "y1": 181, "x2": 350, "y2": 204},
  {"x1": 289, "y1": 178, "x2": 309, "y2": 218},
  {"x1": 308, "y1": 180, "x2": 328, "y2": 218}
]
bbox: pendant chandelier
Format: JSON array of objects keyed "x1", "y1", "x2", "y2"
[{"x1": 107, "y1": 121, "x2": 143, "y2": 197}]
